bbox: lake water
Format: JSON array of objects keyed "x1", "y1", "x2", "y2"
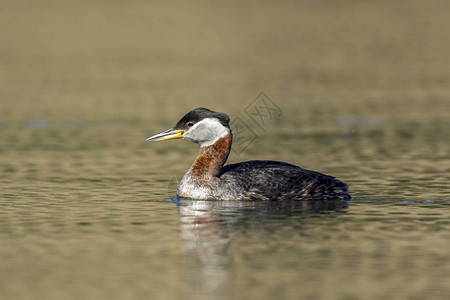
[{"x1": 1, "y1": 1, "x2": 450, "y2": 299}]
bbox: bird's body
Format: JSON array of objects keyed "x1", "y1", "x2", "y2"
[{"x1": 146, "y1": 108, "x2": 350, "y2": 201}]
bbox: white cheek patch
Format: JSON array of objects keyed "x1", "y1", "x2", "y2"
[{"x1": 183, "y1": 118, "x2": 229, "y2": 147}]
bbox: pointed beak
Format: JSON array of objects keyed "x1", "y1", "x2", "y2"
[{"x1": 145, "y1": 128, "x2": 186, "y2": 142}]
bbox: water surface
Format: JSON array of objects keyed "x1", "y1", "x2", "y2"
[{"x1": 1, "y1": 1, "x2": 450, "y2": 299}]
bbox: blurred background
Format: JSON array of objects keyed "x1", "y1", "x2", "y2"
[
  {"x1": 1, "y1": 0, "x2": 450, "y2": 299},
  {"x1": 2, "y1": 0, "x2": 449, "y2": 120},
  {"x1": 2, "y1": 0, "x2": 449, "y2": 194}
]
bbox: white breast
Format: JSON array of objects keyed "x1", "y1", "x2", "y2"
[{"x1": 177, "y1": 176, "x2": 216, "y2": 199}]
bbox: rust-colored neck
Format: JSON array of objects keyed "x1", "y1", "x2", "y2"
[{"x1": 188, "y1": 133, "x2": 232, "y2": 178}]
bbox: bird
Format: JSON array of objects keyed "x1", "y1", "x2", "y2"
[{"x1": 146, "y1": 108, "x2": 350, "y2": 201}]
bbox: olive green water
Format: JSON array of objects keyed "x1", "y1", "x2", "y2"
[{"x1": 1, "y1": 1, "x2": 450, "y2": 299}]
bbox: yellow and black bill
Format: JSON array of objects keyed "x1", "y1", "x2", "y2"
[{"x1": 145, "y1": 128, "x2": 186, "y2": 142}]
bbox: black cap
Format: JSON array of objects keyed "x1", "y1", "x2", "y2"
[{"x1": 174, "y1": 108, "x2": 230, "y2": 130}]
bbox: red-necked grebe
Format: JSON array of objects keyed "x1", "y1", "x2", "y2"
[{"x1": 146, "y1": 108, "x2": 350, "y2": 201}]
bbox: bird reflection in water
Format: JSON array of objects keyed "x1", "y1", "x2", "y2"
[{"x1": 175, "y1": 198, "x2": 348, "y2": 297}]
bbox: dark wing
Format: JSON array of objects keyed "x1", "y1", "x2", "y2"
[{"x1": 220, "y1": 160, "x2": 350, "y2": 201}]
